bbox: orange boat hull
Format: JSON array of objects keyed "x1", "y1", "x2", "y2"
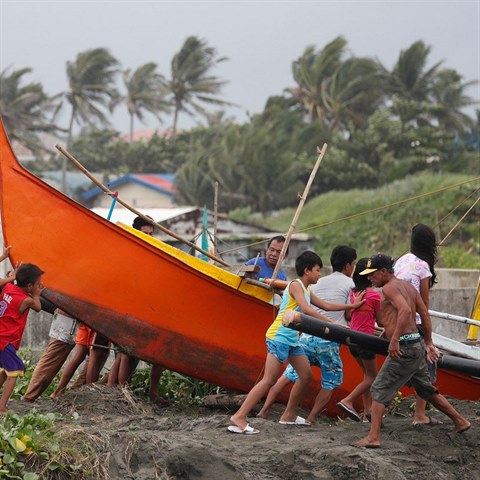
[{"x1": 0, "y1": 120, "x2": 478, "y2": 413}]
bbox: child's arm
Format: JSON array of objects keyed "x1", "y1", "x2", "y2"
[
  {"x1": 0, "y1": 245, "x2": 11, "y2": 263},
  {"x1": 19, "y1": 283, "x2": 43, "y2": 314},
  {"x1": 288, "y1": 281, "x2": 335, "y2": 323},
  {"x1": 311, "y1": 290, "x2": 365, "y2": 312}
]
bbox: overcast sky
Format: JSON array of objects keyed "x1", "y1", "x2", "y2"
[{"x1": 1, "y1": 0, "x2": 479, "y2": 134}]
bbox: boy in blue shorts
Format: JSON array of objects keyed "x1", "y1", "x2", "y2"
[
  {"x1": 0, "y1": 263, "x2": 44, "y2": 414},
  {"x1": 228, "y1": 251, "x2": 362, "y2": 434}
]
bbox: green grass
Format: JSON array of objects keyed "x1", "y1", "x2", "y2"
[{"x1": 255, "y1": 172, "x2": 480, "y2": 268}]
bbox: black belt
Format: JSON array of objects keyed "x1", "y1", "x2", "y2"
[{"x1": 399, "y1": 332, "x2": 422, "y2": 346}]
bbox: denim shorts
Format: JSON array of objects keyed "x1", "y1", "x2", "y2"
[
  {"x1": 283, "y1": 335, "x2": 343, "y2": 390},
  {"x1": 266, "y1": 338, "x2": 305, "y2": 364}
]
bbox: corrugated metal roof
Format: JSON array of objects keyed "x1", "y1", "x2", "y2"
[{"x1": 82, "y1": 173, "x2": 175, "y2": 200}]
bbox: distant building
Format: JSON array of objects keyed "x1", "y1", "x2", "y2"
[
  {"x1": 82, "y1": 173, "x2": 176, "y2": 208},
  {"x1": 11, "y1": 133, "x2": 66, "y2": 162},
  {"x1": 91, "y1": 206, "x2": 313, "y2": 268}
]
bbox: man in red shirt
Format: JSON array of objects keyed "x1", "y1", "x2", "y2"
[{"x1": 0, "y1": 263, "x2": 44, "y2": 414}]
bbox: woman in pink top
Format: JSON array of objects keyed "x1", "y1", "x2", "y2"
[{"x1": 336, "y1": 258, "x2": 381, "y2": 422}]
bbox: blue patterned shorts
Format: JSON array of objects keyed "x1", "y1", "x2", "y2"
[
  {"x1": 266, "y1": 338, "x2": 305, "y2": 364},
  {"x1": 283, "y1": 335, "x2": 343, "y2": 390}
]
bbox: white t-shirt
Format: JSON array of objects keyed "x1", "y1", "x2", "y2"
[
  {"x1": 310, "y1": 271, "x2": 354, "y2": 326},
  {"x1": 49, "y1": 312, "x2": 78, "y2": 344},
  {"x1": 394, "y1": 252, "x2": 432, "y2": 324}
]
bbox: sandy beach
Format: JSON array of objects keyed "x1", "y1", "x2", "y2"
[{"x1": 9, "y1": 384, "x2": 479, "y2": 479}]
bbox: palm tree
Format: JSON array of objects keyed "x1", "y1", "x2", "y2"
[
  {"x1": 390, "y1": 40, "x2": 442, "y2": 102},
  {"x1": 0, "y1": 67, "x2": 59, "y2": 154},
  {"x1": 166, "y1": 36, "x2": 231, "y2": 136},
  {"x1": 123, "y1": 63, "x2": 170, "y2": 141},
  {"x1": 63, "y1": 48, "x2": 119, "y2": 192},
  {"x1": 430, "y1": 69, "x2": 478, "y2": 133},
  {"x1": 289, "y1": 36, "x2": 347, "y2": 126},
  {"x1": 320, "y1": 57, "x2": 386, "y2": 131},
  {"x1": 65, "y1": 48, "x2": 120, "y2": 146}
]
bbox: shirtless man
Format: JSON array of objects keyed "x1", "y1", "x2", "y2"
[{"x1": 353, "y1": 253, "x2": 470, "y2": 448}]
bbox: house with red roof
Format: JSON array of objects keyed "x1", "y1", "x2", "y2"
[{"x1": 81, "y1": 173, "x2": 176, "y2": 208}]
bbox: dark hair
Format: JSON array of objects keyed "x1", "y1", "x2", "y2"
[
  {"x1": 295, "y1": 251, "x2": 322, "y2": 276},
  {"x1": 267, "y1": 235, "x2": 289, "y2": 254},
  {"x1": 411, "y1": 224, "x2": 437, "y2": 287},
  {"x1": 16, "y1": 263, "x2": 44, "y2": 287},
  {"x1": 330, "y1": 245, "x2": 357, "y2": 272},
  {"x1": 132, "y1": 215, "x2": 154, "y2": 232},
  {"x1": 352, "y1": 258, "x2": 372, "y2": 291}
]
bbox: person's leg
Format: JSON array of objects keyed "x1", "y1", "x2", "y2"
[
  {"x1": 279, "y1": 354, "x2": 312, "y2": 423},
  {"x1": 422, "y1": 393, "x2": 470, "y2": 433},
  {"x1": 230, "y1": 353, "x2": 284, "y2": 431},
  {"x1": 149, "y1": 364, "x2": 169, "y2": 404},
  {"x1": 70, "y1": 358, "x2": 88, "y2": 389},
  {"x1": 23, "y1": 339, "x2": 74, "y2": 402},
  {"x1": 51, "y1": 345, "x2": 88, "y2": 398},
  {"x1": 118, "y1": 354, "x2": 137, "y2": 385},
  {"x1": 107, "y1": 354, "x2": 121, "y2": 387},
  {"x1": 307, "y1": 388, "x2": 333, "y2": 423},
  {"x1": 352, "y1": 399, "x2": 385, "y2": 448},
  {"x1": 0, "y1": 370, "x2": 7, "y2": 390},
  {"x1": 0, "y1": 376, "x2": 18, "y2": 414},
  {"x1": 257, "y1": 374, "x2": 292, "y2": 419},
  {"x1": 340, "y1": 357, "x2": 377, "y2": 416},
  {"x1": 308, "y1": 342, "x2": 343, "y2": 423},
  {"x1": 86, "y1": 348, "x2": 109, "y2": 384}
]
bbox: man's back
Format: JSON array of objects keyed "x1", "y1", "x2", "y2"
[{"x1": 311, "y1": 271, "x2": 354, "y2": 325}]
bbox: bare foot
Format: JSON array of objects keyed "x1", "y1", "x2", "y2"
[
  {"x1": 21, "y1": 396, "x2": 35, "y2": 403},
  {"x1": 50, "y1": 390, "x2": 63, "y2": 399},
  {"x1": 149, "y1": 392, "x2": 170, "y2": 406},
  {"x1": 451, "y1": 419, "x2": 471, "y2": 435},
  {"x1": 256, "y1": 410, "x2": 269, "y2": 419},
  {"x1": 0, "y1": 408, "x2": 7, "y2": 416},
  {"x1": 230, "y1": 414, "x2": 248, "y2": 431},
  {"x1": 352, "y1": 436, "x2": 381, "y2": 448}
]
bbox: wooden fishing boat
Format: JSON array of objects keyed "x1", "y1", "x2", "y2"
[{"x1": 0, "y1": 119, "x2": 478, "y2": 415}]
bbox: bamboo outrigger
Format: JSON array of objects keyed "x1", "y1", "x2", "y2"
[{"x1": 0, "y1": 119, "x2": 478, "y2": 414}]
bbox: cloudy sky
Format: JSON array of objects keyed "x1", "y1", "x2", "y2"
[{"x1": 1, "y1": 0, "x2": 479, "y2": 134}]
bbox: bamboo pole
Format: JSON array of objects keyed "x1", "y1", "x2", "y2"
[
  {"x1": 213, "y1": 181, "x2": 219, "y2": 257},
  {"x1": 56, "y1": 145, "x2": 231, "y2": 268},
  {"x1": 271, "y1": 144, "x2": 328, "y2": 281}
]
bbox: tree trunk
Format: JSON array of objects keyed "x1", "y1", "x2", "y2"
[
  {"x1": 63, "y1": 108, "x2": 76, "y2": 194},
  {"x1": 129, "y1": 113, "x2": 134, "y2": 142}
]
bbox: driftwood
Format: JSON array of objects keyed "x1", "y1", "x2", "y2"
[{"x1": 202, "y1": 394, "x2": 247, "y2": 408}]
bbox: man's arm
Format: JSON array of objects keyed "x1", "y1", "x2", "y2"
[{"x1": 416, "y1": 292, "x2": 438, "y2": 363}]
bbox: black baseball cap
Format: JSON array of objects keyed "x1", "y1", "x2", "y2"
[{"x1": 359, "y1": 253, "x2": 394, "y2": 275}]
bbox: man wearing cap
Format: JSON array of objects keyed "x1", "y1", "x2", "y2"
[{"x1": 353, "y1": 253, "x2": 470, "y2": 448}]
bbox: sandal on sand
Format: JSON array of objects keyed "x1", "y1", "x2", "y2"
[
  {"x1": 227, "y1": 424, "x2": 260, "y2": 435},
  {"x1": 336, "y1": 402, "x2": 361, "y2": 422},
  {"x1": 413, "y1": 416, "x2": 443, "y2": 426},
  {"x1": 279, "y1": 416, "x2": 311, "y2": 426}
]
